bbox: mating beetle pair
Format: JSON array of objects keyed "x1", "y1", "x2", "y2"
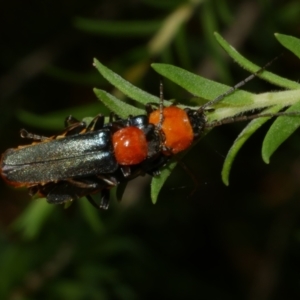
[
  {"x1": 1, "y1": 69, "x2": 212, "y2": 210},
  {"x1": 0, "y1": 112, "x2": 161, "y2": 209},
  {"x1": 2, "y1": 59, "x2": 300, "y2": 209},
  {"x1": 0, "y1": 94, "x2": 206, "y2": 209}
]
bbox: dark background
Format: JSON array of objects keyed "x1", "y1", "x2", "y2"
[{"x1": 1, "y1": 1, "x2": 300, "y2": 299}]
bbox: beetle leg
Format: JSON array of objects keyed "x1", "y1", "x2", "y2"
[
  {"x1": 145, "y1": 103, "x2": 157, "y2": 114},
  {"x1": 100, "y1": 189, "x2": 110, "y2": 209},
  {"x1": 28, "y1": 185, "x2": 40, "y2": 197},
  {"x1": 32, "y1": 182, "x2": 77, "y2": 204},
  {"x1": 86, "y1": 195, "x2": 101, "y2": 209},
  {"x1": 66, "y1": 177, "x2": 118, "y2": 190},
  {"x1": 143, "y1": 155, "x2": 170, "y2": 176},
  {"x1": 86, "y1": 114, "x2": 105, "y2": 131},
  {"x1": 46, "y1": 189, "x2": 75, "y2": 204},
  {"x1": 120, "y1": 166, "x2": 131, "y2": 178},
  {"x1": 109, "y1": 112, "x2": 121, "y2": 122},
  {"x1": 40, "y1": 180, "x2": 102, "y2": 204},
  {"x1": 85, "y1": 189, "x2": 110, "y2": 210},
  {"x1": 66, "y1": 178, "x2": 99, "y2": 189},
  {"x1": 65, "y1": 114, "x2": 105, "y2": 134},
  {"x1": 95, "y1": 175, "x2": 118, "y2": 186},
  {"x1": 65, "y1": 115, "x2": 80, "y2": 127},
  {"x1": 63, "y1": 122, "x2": 87, "y2": 136},
  {"x1": 20, "y1": 129, "x2": 49, "y2": 141},
  {"x1": 109, "y1": 112, "x2": 115, "y2": 122},
  {"x1": 63, "y1": 115, "x2": 89, "y2": 136}
]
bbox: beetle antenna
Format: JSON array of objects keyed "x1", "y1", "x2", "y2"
[
  {"x1": 198, "y1": 54, "x2": 282, "y2": 113},
  {"x1": 177, "y1": 159, "x2": 199, "y2": 197},
  {"x1": 20, "y1": 129, "x2": 49, "y2": 141},
  {"x1": 206, "y1": 110, "x2": 300, "y2": 128},
  {"x1": 157, "y1": 78, "x2": 165, "y2": 129}
]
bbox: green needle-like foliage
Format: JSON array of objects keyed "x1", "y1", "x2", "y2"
[{"x1": 93, "y1": 33, "x2": 300, "y2": 203}]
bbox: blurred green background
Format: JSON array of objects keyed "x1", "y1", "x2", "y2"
[{"x1": 1, "y1": 0, "x2": 300, "y2": 299}]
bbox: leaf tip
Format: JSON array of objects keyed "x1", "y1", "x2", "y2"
[
  {"x1": 151, "y1": 197, "x2": 157, "y2": 205},
  {"x1": 151, "y1": 62, "x2": 157, "y2": 70},
  {"x1": 150, "y1": 190, "x2": 158, "y2": 205},
  {"x1": 262, "y1": 155, "x2": 270, "y2": 165},
  {"x1": 221, "y1": 168, "x2": 230, "y2": 186},
  {"x1": 262, "y1": 143, "x2": 271, "y2": 164},
  {"x1": 222, "y1": 177, "x2": 229, "y2": 186},
  {"x1": 93, "y1": 57, "x2": 99, "y2": 66},
  {"x1": 274, "y1": 33, "x2": 281, "y2": 41}
]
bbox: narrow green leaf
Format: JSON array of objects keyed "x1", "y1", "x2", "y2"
[
  {"x1": 210, "y1": 89, "x2": 300, "y2": 122},
  {"x1": 275, "y1": 33, "x2": 300, "y2": 59},
  {"x1": 12, "y1": 200, "x2": 55, "y2": 240},
  {"x1": 262, "y1": 101, "x2": 300, "y2": 163},
  {"x1": 221, "y1": 106, "x2": 283, "y2": 186},
  {"x1": 151, "y1": 63, "x2": 253, "y2": 106},
  {"x1": 93, "y1": 59, "x2": 161, "y2": 105},
  {"x1": 142, "y1": 0, "x2": 182, "y2": 9},
  {"x1": 74, "y1": 18, "x2": 161, "y2": 37},
  {"x1": 214, "y1": 32, "x2": 300, "y2": 90},
  {"x1": 46, "y1": 65, "x2": 103, "y2": 85},
  {"x1": 78, "y1": 200, "x2": 105, "y2": 233},
  {"x1": 151, "y1": 64, "x2": 300, "y2": 125},
  {"x1": 151, "y1": 160, "x2": 177, "y2": 204},
  {"x1": 93, "y1": 88, "x2": 144, "y2": 118},
  {"x1": 150, "y1": 137, "x2": 206, "y2": 203},
  {"x1": 147, "y1": 1, "x2": 200, "y2": 55},
  {"x1": 17, "y1": 103, "x2": 107, "y2": 130}
]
